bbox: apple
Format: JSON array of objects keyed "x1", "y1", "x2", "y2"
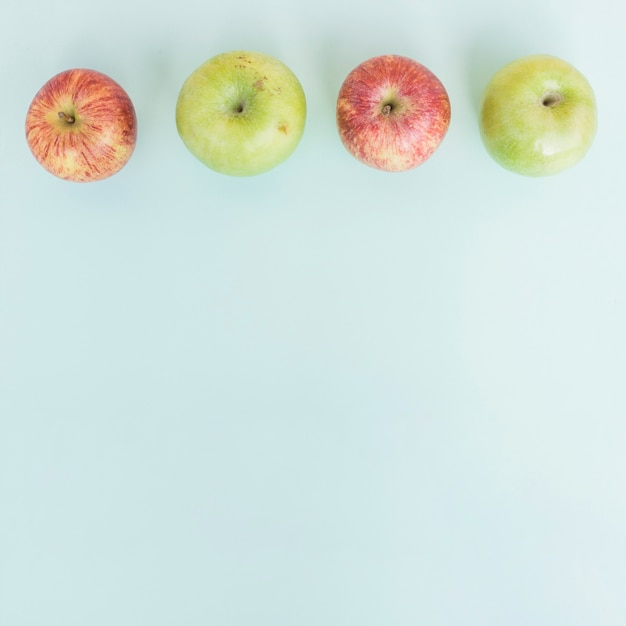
[
  {"x1": 478, "y1": 54, "x2": 597, "y2": 176},
  {"x1": 336, "y1": 54, "x2": 451, "y2": 172},
  {"x1": 176, "y1": 50, "x2": 307, "y2": 176},
  {"x1": 25, "y1": 68, "x2": 137, "y2": 182}
]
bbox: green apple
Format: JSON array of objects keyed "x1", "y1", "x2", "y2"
[
  {"x1": 175, "y1": 50, "x2": 307, "y2": 176},
  {"x1": 479, "y1": 54, "x2": 597, "y2": 176}
]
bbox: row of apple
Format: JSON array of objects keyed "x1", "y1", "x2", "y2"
[{"x1": 24, "y1": 50, "x2": 597, "y2": 182}]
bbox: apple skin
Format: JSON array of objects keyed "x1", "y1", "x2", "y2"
[
  {"x1": 25, "y1": 69, "x2": 137, "y2": 182},
  {"x1": 336, "y1": 55, "x2": 451, "y2": 172},
  {"x1": 176, "y1": 51, "x2": 307, "y2": 176},
  {"x1": 479, "y1": 54, "x2": 597, "y2": 176}
]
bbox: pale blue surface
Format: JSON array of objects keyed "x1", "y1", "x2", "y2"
[{"x1": 1, "y1": 0, "x2": 625, "y2": 624}]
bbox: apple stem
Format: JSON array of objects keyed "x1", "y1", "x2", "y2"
[{"x1": 58, "y1": 111, "x2": 75, "y2": 124}]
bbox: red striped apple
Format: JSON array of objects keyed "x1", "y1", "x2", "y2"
[
  {"x1": 25, "y1": 69, "x2": 137, "y2": 182},
  {"x1": 336, "y1": 55, "x2": 451, "y2": 172}
]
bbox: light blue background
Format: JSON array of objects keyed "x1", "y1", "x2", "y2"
[{"x1": 1, "y1": 0, "x2": 625, "y2": 624}]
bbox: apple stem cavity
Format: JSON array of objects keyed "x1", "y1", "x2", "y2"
[
  {"x1": 541, "y1": 92, "x2": 563, "y2": 108},
  {"x1": 58, "y1": 111, "x2": 76, "y2": 124},
  {"x1": 381, "y1": 103, "x2": 393, "y2": 116}
]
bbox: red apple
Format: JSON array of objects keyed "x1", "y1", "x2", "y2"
[
  {"x1": 25, "y1": 68, "x2": 137, "y2": 182},
  {"x1": 336, "y1": 55, "x2": 451, "y2": 172}
]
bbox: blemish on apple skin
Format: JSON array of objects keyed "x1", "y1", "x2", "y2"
[
  {"x1": 277, "y1": 123, "x2": 288, "y2": 134},
  {"x1": 253, "y1": 79, "x2": 265, "y2": 90}
]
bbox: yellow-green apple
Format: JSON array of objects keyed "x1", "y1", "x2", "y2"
[
  {"x1": 176, "y1": 50, "x2": 307, "y2": 176},
  {"x1": 336, "y1": 54, "x2": 451, "y2": 172},
  {"x1": 479, "y1": 54, "x2": 597, "y2": 176},
  {"x1": 25, "y1": 69, "x2": 137, "y2": 182}
]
